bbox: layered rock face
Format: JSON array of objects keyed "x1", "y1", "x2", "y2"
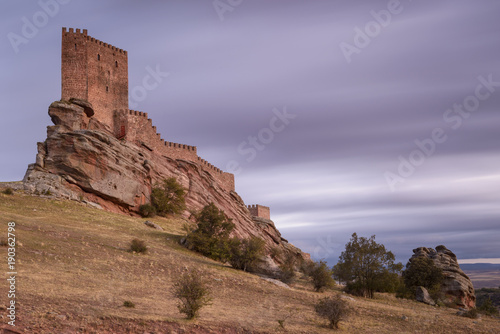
[
  {"x1": 24, "y1": 100, "x2": 308, "y2": 269},
  {"x1": 409, "y1": 246, "x2": 475, "y2": 309}
]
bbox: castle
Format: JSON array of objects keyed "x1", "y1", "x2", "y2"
[{"x1": 60, "y1": 28, "x2": 270, "y2": 219}]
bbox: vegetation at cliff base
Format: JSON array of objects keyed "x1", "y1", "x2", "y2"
[
  {"x1": 228, "y1": 236, "x2": 265, "y2": 272},
  {"x1": 311, "y1": 260, "x2": 335, "y2": 292},
  {"x1": 150, "y1": 177, "x2": 186, "y2": 216},
  {"x1": 186, "y1": 202, "x2": 235, "y2": 261}
]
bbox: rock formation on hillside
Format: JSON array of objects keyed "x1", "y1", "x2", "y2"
[
  {"x1": 409, "y1": 246, "x2": 475, "y2": 309},
  {"x1": 23, "y1": 100, "x2": 308, "y2": 270}
]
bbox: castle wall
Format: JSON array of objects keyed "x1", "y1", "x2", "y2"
[
  {"x1": 248, "y1": 205, "x2": 270, "y2": 219},
  {"x1": 120, "y1": 110, "x2": 235, "y2": 192}
]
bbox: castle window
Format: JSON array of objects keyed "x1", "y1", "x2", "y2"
[
  {"x1": 74, "y1": 44, "x2": 77, "y2": 50},
  {"x1": 106, "y1": 86, "x2": 109, "y2": 92},
  {"x1": 97, "y1": 54, "x2": 100, "y2": 61},
  {"x1": 115, "y1": 61, "x2": 118, "y2": 67}
]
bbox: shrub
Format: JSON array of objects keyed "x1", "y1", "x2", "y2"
[
  {"x1": 186, "y1": 203, "x2": 234, "y2": 261},
  {"x1": 129, "y1": 239, "x2": 148, "y2": 254},
  {"x1": 315, "y1": 295, "x2": 349, "y2": 329},
  {"x1": 0, "y1": 239, "x2": 8, "y2": 247},
  {"x1": 278, "y1": 253, "x2": 297, "y2": 284},
  {"x1": 478, "y1": 298, "x2": 499, "y2": 316},
  {"x1": 228, "y1": 237, "x2": 265, "y2": 272},
  {"x1": 300, "y1": 259, "x2": 316, "y2": 276},
  {"x1": 151, "y1": 177, "x2": 186, "y2": 216},
  {"x1": 401, "y1": 256, "x2": 443, "y2": 300},
  {"x1": 270, "y1": 246, "x2": 282, "y2": 260},
  {"x1": 461, "y1": 308, "x2": 479, "y2": 319},
  {"x1": 172, "y1": 270, "x2": 212, "y2": 319},
  {"x1": 123, "y1": 300, "x2": 135, "y2": 308},
  {"x1": 311, "y1": 261, "x2": 335, "y2": 292},
  {"x1": 2, "y1": 188, "x2": 13, "y2": 195},
  {"x1": 139, "y1": 204, "x2": 157, "y2": 218}
]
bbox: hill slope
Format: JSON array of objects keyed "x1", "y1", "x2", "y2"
[{"x1": 1, "y1": 190, "x2": 499, "y2": 333}]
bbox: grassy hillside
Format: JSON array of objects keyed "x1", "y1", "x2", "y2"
[{"x1": 1, "y1": 189, "x2": 499, "y2": 333}]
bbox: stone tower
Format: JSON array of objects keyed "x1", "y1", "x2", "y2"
[{"x1": 61, "y1": 27, "x2": 128, "y2": 129}]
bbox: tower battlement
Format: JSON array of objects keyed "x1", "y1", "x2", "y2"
[
  {"x1": 248, "y1": 205, "x2": 271, "y2": 220},
  {"x1": 61, "y1": 27, "x2": 128, "y2": 129}
]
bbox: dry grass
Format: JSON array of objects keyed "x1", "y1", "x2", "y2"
[{"x1": 0, "y1": 191, "x2": 499, "y2": 333}]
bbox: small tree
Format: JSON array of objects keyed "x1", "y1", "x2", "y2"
[
  {"x1": 478, "y1": 298, "x2": 499, "y2": 316},
  {"x1": 401, "y1": 256, "x2": 443, "y2": 299},
  {"x1": 311, "y1": 261, "x2": 335, "y2": 292},
  {"x1": 228, "y1": 237, "x2": 265, "y2": 272},
  {"x1": 151, "y1": 177, "x2": 186, "y2": 216},
  {"x1": 186, "y1": 203, "x2": 235, "y2": 261},
  {"x1": 278, "y1": 253, "x2": 297, "y2": 284},
  {"x1": 172, "y1": 270, "x2": 212, "y2": 319},
  {"x1": 315, "y1": 295, "x2": 349, "y2": 329},
  {"x1": 333, "y1": 233, "x2": 402, "y2": 298}
]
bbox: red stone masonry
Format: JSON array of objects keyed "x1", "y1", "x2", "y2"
[
  {"x1": 61, "y1": 28, "x2": 235, "y2": 192},
  {"x1": 62, "y1": 28, "x2": 128, "y2": 129},
  {"x1": 248, "y1": 205, "x2": 271, "y2": 220}
]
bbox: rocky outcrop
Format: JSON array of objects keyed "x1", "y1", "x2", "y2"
[
  {"x1": 409, "y1": 246, "x2": 475, "y2": 309},
  {"x1": 23, "y1": 100, "x2": 309, "y2": 269}
]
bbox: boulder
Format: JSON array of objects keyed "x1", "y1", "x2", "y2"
[
  {"x1": 409, "y1": 246, "x2": 475, "y2": 309},
  {"x1": 144, "y1": 221, "x2": 163, "y2": 230},
  {"x1": 416, "y1": 286, "x2": 436, "y2": 306}
]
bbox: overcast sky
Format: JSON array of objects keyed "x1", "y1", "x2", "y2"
[{"x1": 1, "y1": 0, "x2": 499, "y2": 265}]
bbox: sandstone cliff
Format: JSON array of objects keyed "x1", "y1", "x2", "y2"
[
  {"x1": 23, "y1": 100, "x2": 308, "y2": 269},
  {"x1": 409, "y1": 246, "x2": 476, "y2": 309}
]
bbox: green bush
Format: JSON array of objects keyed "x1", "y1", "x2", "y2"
[
  {"x1": 278, "y1": 253, "x2": 297, "y2": 284},
  {"x1": 129, "y1": 239, "x2": 148, "y2": 254},
  {"x1": 139, "y1": 204, "x2": 157, "y2": 218},
  {"x1": 172, "y1": 270, "x2": 212, "y2": 319},
  {"x1": 461, "y1": 308, "x2": 479, "y2": 319},
  {"x1": 186, "y1": 203, "x2": 234, "y2": 261},
  {"x1": 311, "y1": 261, "x2": 335, "y2": 292},
  {"x1": 400, "y1": 256, "x2": 442, "y2": 300},
  {"x1": 151, "y1": 177, "x2": 186, "y2": 216},
  {"x1": 300, "y1": 259, "x2": 316, "y2": 276},
  {"x1": 123, "y1": 300, "x2": 135, "y2": 308},
  {"x1": 228, "y1": 237, "x2": 265, "y2": 272},
  {"x1": 315, "y1": 295, "x2": 349, "y2": 329},
  {"x1": 2, "y1": 188, "x2": 13, "y2": 195},
  {"x1": 478, "y1": 298, "x2": 499, "y2": 316}
]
